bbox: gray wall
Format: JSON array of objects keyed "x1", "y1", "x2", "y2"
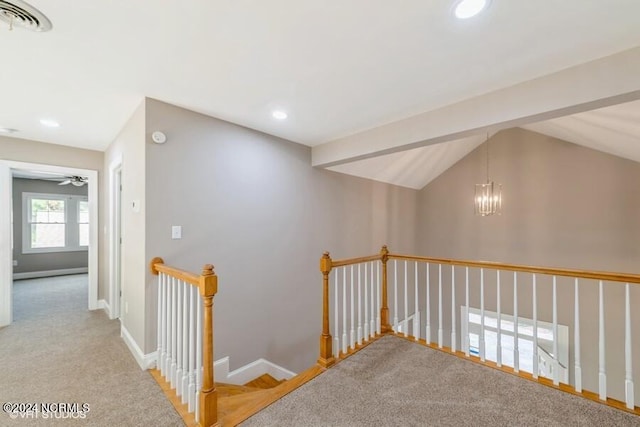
[
  {"x1": 144, "y1": 98, "x2": 418, "y2": 372},
  {"x1": 12, "y1": 178, "x2": 88, "y2": 274},
  {"x1": 416, "y1": 127, "x2": 640, "y2": 402}
]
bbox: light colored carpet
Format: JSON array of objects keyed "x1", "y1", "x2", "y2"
[
  {"x1": 243, "y1": 335, "x2": 640, "y2": 427},
  {"x1": 0, "y1": 275, "x2": 183, "y2": 426}
]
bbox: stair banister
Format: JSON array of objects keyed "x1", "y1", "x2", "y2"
[
  {"x1": 198, "y1": 264, "x2": 218, "y2": 427},
  {"x1": 318, "y1": 252, "x2": 335, "y2": 368},
  {"x1": 318, "y1": 245, "x2": 640, "y2": 416},
  {"x1": 151, "y1": 258, "x2": 219, "y2": 427}
]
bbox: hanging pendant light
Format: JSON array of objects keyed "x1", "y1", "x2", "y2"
[{"x1": 474, "y1": 134, "x2": 502, "y2": 216}]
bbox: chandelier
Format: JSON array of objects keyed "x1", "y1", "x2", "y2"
[{"x1": 474, "y1": 134, "x2": 502, "y2": 216}]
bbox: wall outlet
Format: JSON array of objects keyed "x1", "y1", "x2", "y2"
[
  {"x1": 171, "y1": 225, "x2": 182, "y2": 239},
  {"x1": 12, "y1": 260, "x2": 17, "y2": 266}
]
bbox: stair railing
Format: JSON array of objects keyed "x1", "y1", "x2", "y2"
[
  {"x1": 151, "y1": 257, "x2": 218, "y2": 427},
  {"x1": 318, "y1": 245, "x2": 639, "y2": 415}
]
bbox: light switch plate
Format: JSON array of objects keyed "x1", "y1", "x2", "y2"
[{"x1": 172, "y1": 225, "x2": 182, "y2": 239}]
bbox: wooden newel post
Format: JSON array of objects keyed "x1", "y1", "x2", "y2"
[
  {"x1": 380, "y1": 245, "x2": 392, "y2": 333},
  {"x1": 199, "y1": 264, "x2": 219, "y2": 427},
  {"x1": 318, "y1": 251, "x2": 336, "y2": 368}
]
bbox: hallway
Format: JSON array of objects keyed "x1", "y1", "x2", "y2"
[{"x1": 0, "y1": 275, "x2": 183, "y2": 425}]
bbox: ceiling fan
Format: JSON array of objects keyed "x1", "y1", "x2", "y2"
[{"x1": 58, "y1": 176, "x2": 88, "y2": 187}]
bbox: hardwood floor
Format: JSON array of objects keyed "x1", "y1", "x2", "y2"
[
  {"x1": 243, "y1": 373, "x2": 283, "y2": 389},
  {"x1": 150, "y1": 365, "x2": 324, "y2": 426}
]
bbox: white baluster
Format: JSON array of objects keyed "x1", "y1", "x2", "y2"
[
  {"x1": 394, "y1": 260, "x2": 399, "y2": 332},
  {"x1": 176, "y1": 280, "x2": 183, "y2": 394},
  {"x1": 364, "y1": 261, "x2": 369, "y2": 341},
  {"x1": 574, "y1": 278, "x2": 581, "y2": 392},
  {"x1": 357, "y1": 264, "x2": 362, "y2": 346},
  {"x1": 496, "y1": 271, "x2": 502, "y2": 367},
  {"x1": 480, "y1": 269, "x2": 485, "y2": 362},
  {"x1": 376, "y1": 261, "x2": 381, "y2": 334},
  {"x1": 342, "y1": 267, "x2": 348, "y2": 354},
  {"x1": 171, "y1": 277, "x2": 178, "y2": 386},
  {"x1": 195, "y1": 292, "x2": 202, "y2": 421},
  {"x1": 552, "y1": 276, "x2": 559, "y2": 386},
  {"x1": 598, "y1": 280, "x2": 606, "y2": 400},
  {"x1": 449, "y1": 266, "x2": 455, "y2": 352},
  {"x1": 350, "y1": 265, "x2": 355, "y2": 350},
  {"x1": 465, "y1": 267, "x2": 469, "y2": 357},
  {"x1": 532, "y1": 274, "x2": 538, "y2": 379},
  {"x1": 334, "y1": 270, "x2": 339, "y2": 357},
  {"x1": 157, "y1": 272, "x2": 162, "y2": 369},
  {"x1": 182, "y1": 282, "x2": 189, "y2": 401},
  {"x1": 414, "y1": 262, "x2": 420, "y2": 341},
  {"x1": 166, "y1": 274, "x2": 172, "y2": 376},
  {"x1": 188, "y1": 285, "x2": 196, "y2": 412},
  {"x1": 160, "y1": 273, "x2": 167, "y2": 377},
  {"x1": 625, "y1": 283, "x2": 635, "y2": 409},
  {"x1": 514, "y1": 272, "x2": 519, "y2": 373},
  {"x1": 438, "y1": 264, "x2": 443, "y2": 349},
  {"x1": 165, "y1": 276, "x2": 172, "y2": 377},
  {"x1": 404, "y1": 260, "x2": 409, "y2": 337},
  {"x1": 426, "y1": 263, "x2": 431, "y2": 344},
  {"x1": 371, "y1": 262, "x2": 376, "y2": 337}
]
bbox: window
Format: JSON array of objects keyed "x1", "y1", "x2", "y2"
[
  {"x1": 462, "y1": 306, "x2": 569, "y2": 383},
  {"x1": 78, "y1": 200, "x2": 89, "y2": 247},
  {"x1": 22, "y1": 193, "x2": 88, "y2": 253}
]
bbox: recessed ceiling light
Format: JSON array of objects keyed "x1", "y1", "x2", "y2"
[
  {"x1": 40, "y1": 118, "x2": 60, "y2": 128},
  {"x1": 454, "y1": 0, "x2": 490, "y2": 19},
  {"x1": 272, "y1": 110, "x2": 288, "y2": 120},
  {"x1": 0, "y1": 127, "x2": 18, "y2": 134}
]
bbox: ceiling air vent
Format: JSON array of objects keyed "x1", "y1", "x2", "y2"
[{"x1": 0, "y1": 0, "x2": 51, "y2": 32}]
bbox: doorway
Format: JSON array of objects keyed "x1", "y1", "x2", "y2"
[{"x1": 0, "y1": 160, "x2": 99, "y2": 327}]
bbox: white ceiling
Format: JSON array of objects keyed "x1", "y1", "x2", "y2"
[
  {"x1": 328, "y1": 134, "x2": 486, "y2": 190},
  {"x1": 522, "y1": 100, "x2": 640, "y2": 163},
  {"x1": 1, "y1": 0, "x2": 640, "y2": 153}
]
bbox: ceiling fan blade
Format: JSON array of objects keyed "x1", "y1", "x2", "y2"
[{"x1": 59, "y1": 179, "x2": 71, "y2": 186}]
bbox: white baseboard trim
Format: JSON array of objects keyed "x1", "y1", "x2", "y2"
[
  {"x1": 13, "y1": 267, "x2": 88, "y2": 281},
  {"x1": 121, "y1": 324, "x2": 157, "y2": 370},
  {"x1": 214, "y1": 356, "x2": 296, "y2": 385},
  {"x1": 98, "y1": 299, "x2": 111, "y2": 318}
]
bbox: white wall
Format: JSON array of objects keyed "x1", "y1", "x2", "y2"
[{"x1": 103, "y1": 101, "x2": 147, "y2": 347}]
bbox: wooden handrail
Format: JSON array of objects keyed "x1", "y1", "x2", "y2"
[
  {"x1": 151, "y1": 257, "x2": 219, "y2": 427},
  {"x1": 331, "y1": 253, "x2": 383, "y2": 268},
  {"x1": 150, "y1": 257, "x2": 200, "y2": 286},
  {"x1": 387, "y1": 253, "x2": 640, "y2": 284}
]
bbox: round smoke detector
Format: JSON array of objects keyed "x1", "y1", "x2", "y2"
[{"x1": 0, "y1": 0, "x2": 52, "y2": 32}]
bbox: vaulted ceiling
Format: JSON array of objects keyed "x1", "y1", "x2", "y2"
[{"x1": 1, "y1": 1, "x2": 640, "y2": 188}]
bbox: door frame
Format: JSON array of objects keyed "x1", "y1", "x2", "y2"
[
  {"x1": 109, "y1": 156, "x2": 123, "y2": 319},
  {"x1": 0, "y1": 160, "x2": 99, "y2": 326}
]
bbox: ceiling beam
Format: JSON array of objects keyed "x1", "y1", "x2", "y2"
[{"x1": 312, "y1": 47, "x2": 640, "y2": 168}]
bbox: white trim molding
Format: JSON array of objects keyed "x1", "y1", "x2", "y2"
[
  {"x1": 13, "y1": 267, "x2": 88, "y2": 281},
  {"x1": 0, "y1": 163, "x2": 12, "y2": 326},
  {"x1": 98, "y1": 299, "x2": 112, "y2": 318},
  {"x1": 214, "y1": 356, "x2": 296, "y2": 385},
  {"x1": 121, "y1": 324, "x2": 157, "y2": 370}
]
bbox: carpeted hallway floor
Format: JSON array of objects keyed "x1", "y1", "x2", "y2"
[
  {"x1": 243, "y1": 335, "x2": 640, "y2": 427},
  {"x1": 0, "y1": 275, "x2": 184, "y2": 426}
]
